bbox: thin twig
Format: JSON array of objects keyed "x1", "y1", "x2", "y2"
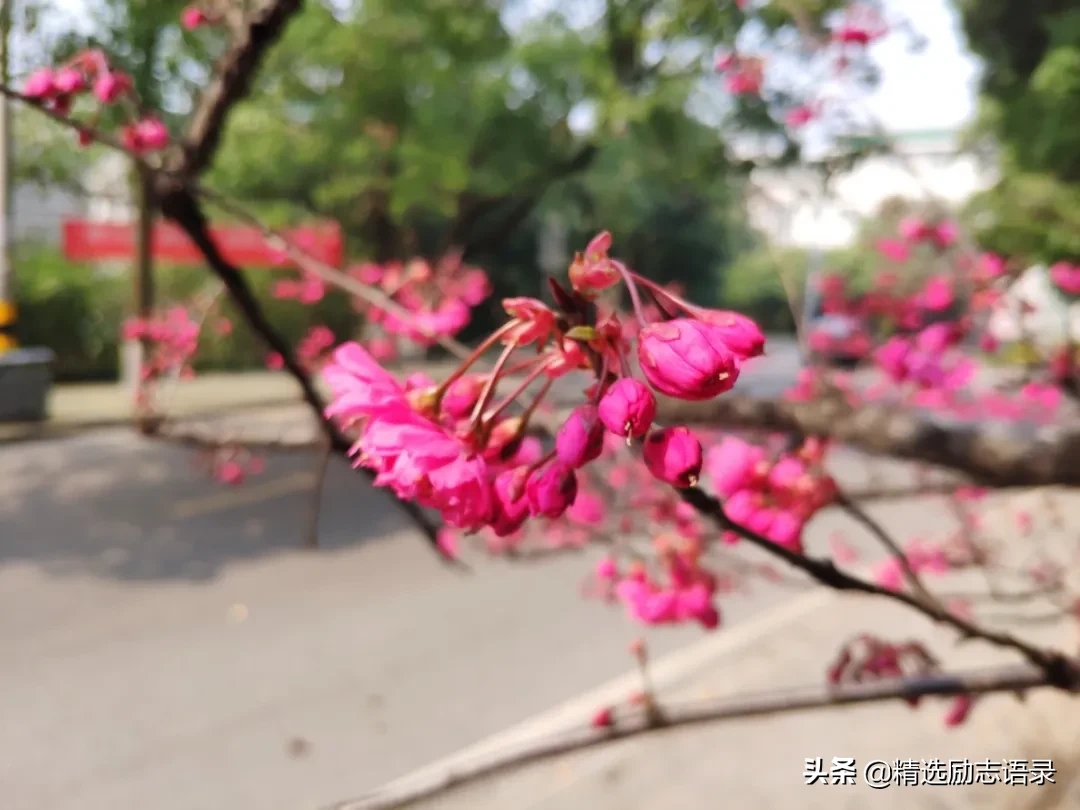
[
  {"x1": 331, "y1": 663, "x2": 1055, "y2": 810},
  {"x1": 305, "y1": 435, "x2": 332, "y2": 549},
  {"x1": 677, "y1": 485, "x2": 1079, "y2": 687}
]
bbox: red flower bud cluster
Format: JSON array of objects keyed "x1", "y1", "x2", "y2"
[{"x1": 23, "y1": 51, "x2": 169, "y2": 153}]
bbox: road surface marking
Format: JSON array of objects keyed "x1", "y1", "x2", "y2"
[
  {"x1": 368, "y1": 585, "x2": 835, "y2": 801},
  {"x1": 170, "y1": 471, "x2": 316, "y2": 520}
]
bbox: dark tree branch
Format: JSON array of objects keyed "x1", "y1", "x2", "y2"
[
  {"x1": 175, "y1": 0, "x2": 304, "y2": 177},
  {"x1": 835, "y1": 492, "x2": 939, "y2": 606},
  {"x1": 676, "y1": 485, "x2": 1079, "y2": 687},
  {"x1": 658, "y1": 393, "x2": 1080, "y2": 488},
  {"x1": 330, "y1": 663, "x2": 1055, "y2": 810},
  {"x1": 156, "y1": 185, "x2": 449, "y2": 557}
]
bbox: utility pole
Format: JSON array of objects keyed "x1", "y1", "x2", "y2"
[{"x1": 0, "y1": 0, "x2": 15, "y2": 354}]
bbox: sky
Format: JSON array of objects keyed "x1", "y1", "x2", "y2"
[{"x1": 861, "y1": 0, "x2": 981, "y2": 133}]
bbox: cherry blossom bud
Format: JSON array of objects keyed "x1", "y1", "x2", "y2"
[
  {"x1": 598, "y1": 377, "x2": 656, "y2": 438},
  {"x1": 53, "y1": 68, "x2": 86, "y2": 95},
  {"x1": 93, "y1": 71, "x2": 132, "y2": 103},
  {"x1": 556, "y1": 405, "x2": 605, "y2": 468},
  {"x1": 525, "y1": 462, "x2": 579, "y2": 519},
  {"x1": 694, "y1": 310, "x2": 766, "y2": 360},
  {"x1": 590, "y1": 706, "x2": 614, "y2": 728},
  {"x1": 943, "y1": 694, "x2": 974, "y2": 727},
  {"x1": 135, "y1": 117, "x2": 169, "y2": 151},
  {"x1": 436, "y1": 527, "x2": 459, "y2": 559},
  {"x1": 589, "y1": 558, "x2": 616, "y2": 585},
  {"x1": 23, "y1": 68, "x2": 56, "y2": 99},
  {"x1": 442, "y1": 374, "x2": 486, "y2": 419},
  {"x1": 637, "y1": 319, "x2": 740, "y2": 401},
  {"x1": 181, "y1": 5, "x2": 209, "y2": 29},
  {"x1": 643, "y1": 427, "x2": 702, "y2": 488},
  {"x1": 491, "y1": 468, "x2": 530, "y2": 537}
]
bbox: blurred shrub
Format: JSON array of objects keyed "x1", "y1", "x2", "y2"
[
  {"x1": 13, "y1": 243, "x2": 361, "y2": 381},
  {"x1": 718, "y1": 246, "x2": 808, "y2": 332}
]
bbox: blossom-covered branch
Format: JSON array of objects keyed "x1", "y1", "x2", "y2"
[{"x1": 656, "y1": 392, "x2": 1080, "y2": 488}]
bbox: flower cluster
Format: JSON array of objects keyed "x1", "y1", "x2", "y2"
[
  {"x1": 705, "y1": 435, "x2": 836, "y2": 554},
  {"x1": 322, "y1": 234, "x2": 764, "y2": 581},
  {"x1": 23, "y1": 51, "x2": 168, "y2": 153},
  {"x1": 827, "y1": 634, "x2": 974, "y2": 727},
  {"x1": 872, "y1": 538, "x2": 950, "y2": 592},
  {"x1": 122, "y1": 306, "x2": 201, "y2": 382},
  {"x1": 350, "y1": 254, "x2": 491, "y2": 350}
]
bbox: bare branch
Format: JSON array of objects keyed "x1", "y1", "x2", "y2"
[
  {"x1": 155, "y1": 185, "x2": 450, "y2": 557},
  {"x1": 175, "y1": 0, "x2": 304, "y2": 177},
  {"x1": 331, "y1": 663, "x2": 1056, "y2": 810},
  {"x1": 675, "y1": 484, "x2": 1079, "y2": 685}
]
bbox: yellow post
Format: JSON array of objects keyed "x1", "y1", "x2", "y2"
[{"x1": 0, "y1": 299, "x2": 15, "y2": 352}]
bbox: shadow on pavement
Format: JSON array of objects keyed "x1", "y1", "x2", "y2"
[{"x1": 0, "y1": 428, "x2": 411, "y2": 583}]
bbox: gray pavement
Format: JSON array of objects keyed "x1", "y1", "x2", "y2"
[
  {"x1": 0, "y1": 426, "x2": 808, "y2": 810},
  {"x1": 3, "y1": 334, "x2": 1075, "y2": 810}
]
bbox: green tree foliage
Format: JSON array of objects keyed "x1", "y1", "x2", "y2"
[{"x1": 954, "y1": 1, "x2": 1080, "y2": 261}]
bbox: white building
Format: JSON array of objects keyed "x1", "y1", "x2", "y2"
[{"x1": 748, "y1": 129, "x2": 999, "y2": 249}]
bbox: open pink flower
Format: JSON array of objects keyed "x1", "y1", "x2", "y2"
[
  {"x1": 502, "y1": 297, "x2": 555, "y2": 346},
  {"x1": 643, "y1": 427, "x2": 703, "y2": 487},
  {"x1": 426, "y1": 454, "x2": 494, "y2": 530},
  {"x1": 637, "y1": 319, "x2": 740, "y2": 400},
  {"x1": 569, "y1": 232, "x2": 620, "y2": 294}
]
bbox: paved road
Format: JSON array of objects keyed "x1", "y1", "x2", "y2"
[
  {"x1": 0, "y1": 336, "x2": 918, "y2": 810},
  {"x1": 0, "y1": 423, "x2": 818, "y2": 810}
]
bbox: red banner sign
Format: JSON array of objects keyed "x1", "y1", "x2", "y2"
[{"x1": 62, "y1": 219, "x2": 344, "y2": 268}]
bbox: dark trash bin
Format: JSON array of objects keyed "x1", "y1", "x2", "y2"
[{"x1": 0, "y1": 347, "x2": 55, "y2": 422}]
